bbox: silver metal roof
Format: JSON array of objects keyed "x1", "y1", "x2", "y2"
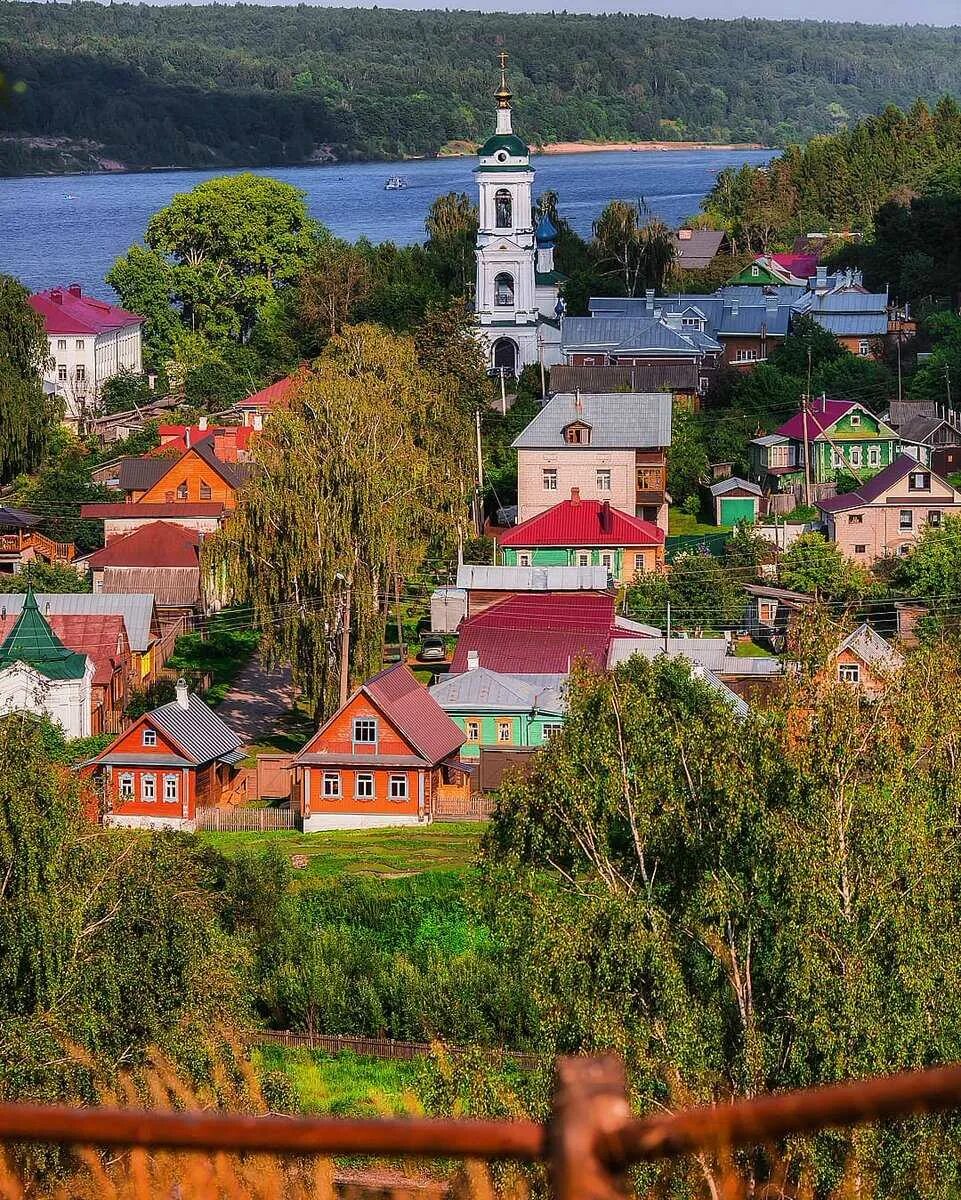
[
  {"x1": 709, "y1": 477, "x2": 762, "y2": 497},
  {"x1": 151, "y1": 693, "x2": 244, "y2": 765},
  {"x1": 430, "y1": 668, "x2": 567, "y2": 715},
  {"x1": 810, "y1": 313, "x2": 888, "y2": 336},
  {"x1": 455, "y1": 564, "x2": 610, "y2": 592},
  {"x1": 608, "y1": 637, "x2": 783, "y2": 676},
  {"x1": 513, "y1": 392, "x2": 673, "y2": 450},
  {"x1": 0, "y1": 592, "x2": 157, "y2": 652}
]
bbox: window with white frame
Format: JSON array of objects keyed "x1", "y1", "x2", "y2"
[
  {"x1": 832, "y1": 449, "x2": 843, "y2": 469},
  {"x1": 751, "y1": 265, "x2": 760, "y2": 276},
  {"x1": 163, "y1": 774, "x2": 179, "y2": 803},
  {"x1": 868, "y1": 446, "x2": 880, "y2": 467},
  {"x1": 57, "y1": 338, "x2": 67, "y2": 351},
  {"x1": 517, "y1": 551, "x2": 531, "y2": 567},
  {"x1": 599, "y1": 551, "x2": 615, "y2": 570},
  {"x1": 699, "y1": 377, "x2": 710, "y2": 394},
  {"x1": 389, "y1": 775, "x2": 408, "y2": 801},
  {"x1": 928, "y1": 510, "x2": 942, "y2": 527},
  {"x1": 119, "y1": 772, "x2": 134, "y2": 800},
  {"x1": 141, "y1": 774, "x2": 156, "y2": 802},
  {"x1": 758, "y1": 600, "x2": 778, "y2": 624},
  {"x1": 576, "y1": 550, "x2": 591, "y2": 567},
  {"x1": 838, "y1": 663, "x2": 860, "y2": 683},
  {"x1": 497, "y1": 720, "x2": 512, "y2": 743},
  {"x1": 849, "y1": 413, "x2": 861, "y2": 427},
  {"x1": 355, "y1": 773, "x2": 375, "y2": 799},
  {"x1": 58, "y1": 364, "x2": 67, "y2": 381},
  {"x1": 542, "y1": 723, "x2": 563, "y2": 739},
  {"x1": 850, "y1": 447, "x2": 862, "y2": 468},
  {"x1": 352, "y1": 717, "x2": 377, "y2": 744},
  {"x1": 75, "y1": 364, "x2": 85, "y2": 381},
  {"x1": 858, "y1": 340, "x2": 870, "y2": 356},
  {"x1": 899, "y1": 509, "x2": 913, "y2": 530},
  {"x1": 142, "y1": 728, "x2": 157, "y2": 747},
  {"x1": 908, "y1": 471, "x2": 930, "y2": 491},
  {"x1": 543, "y1": 468, "x2": 557, "y2": 491},
  {"x1": 322, "y1": 772, "x2": 341, "y2": 798},
  {"x1": 465, "y1": 719, "x2": 480, "y2": 742},
  {"x1": 734, "y1": 349, "x2": 759, "y2": 363},
  {"x1": 769, "y1": 444, "x2": 790, "y2": 468},
  {"x1": 681, "y1": 315, "x2": 701, "y2": 327},
  {"x1": 76, "y1": 339, "x2": 85, "y2": 351},
  {"x1": 596, "y1": 468, "x2": 611, "y2": 491}
]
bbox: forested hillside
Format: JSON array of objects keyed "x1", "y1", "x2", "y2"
[{"x1": 2, "y1": 2, "x2": 961, "y2": 174}]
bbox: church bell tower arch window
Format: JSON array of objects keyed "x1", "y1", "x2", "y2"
[
  {"x1": 494, "y1": 273, "x2": 515, "y2": 307},
  {"x1": 495, "y1": 189, "x2": 513, "y2": 229}
]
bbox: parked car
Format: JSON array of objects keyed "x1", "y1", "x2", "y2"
[{"x1": 417, "y1": 635, "x2": 447, "y2": 662}]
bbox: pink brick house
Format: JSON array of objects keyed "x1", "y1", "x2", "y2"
[{"x1": 817, "y1": 455, "x2": 961, "y2": 562}]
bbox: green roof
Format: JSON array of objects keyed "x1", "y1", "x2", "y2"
[
  {"x1": 0, "y1": 590, "x2": 88, "y2": 681},
  {"x1": 535, "y1": 269, "x2": 567, "y2": 286},
  {"x1": 478, "y1": 133, "x2": 529, "y2": 158}
]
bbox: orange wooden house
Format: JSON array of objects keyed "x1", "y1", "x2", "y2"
[
  {"x1": 293, "y1": 664, "x2": 469, "y2": 831},
  {"x1": 86, "y1": 679, "x2": 245, "y2": 829}
]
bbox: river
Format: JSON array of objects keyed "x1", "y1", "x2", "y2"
[{"x1": 0, "y1": 148, "x2": 771, "y2": 298}]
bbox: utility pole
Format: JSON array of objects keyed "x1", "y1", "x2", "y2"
[
  {"x1": 338, "y1": 575, "x2": 352, "y2": 708},
  {"x1": 393, "y1": 551, "x2": 405, "y2": 665},
  {"x1": 539, "y1": 335, "x2": 547, "y2": 399},
  {"x1": 499, "y1": 366, "x2": 507, "y2": 416},
  {"x1": 896, "y1": 333, "x2": 903, "y2": 407},
  {"x1": 665, "y1": 600, "x2": 671, "y2": 649},
  {"x1": 474, "y1": 406, "x2": 485, "y2": 536},
  {"x1": 946, "y1": 365, "x2": 953, "y2": 416}
]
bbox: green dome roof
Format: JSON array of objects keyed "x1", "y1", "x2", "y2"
[{"x1": 478, "y1": 133, "x2": 529, "y2": 159}]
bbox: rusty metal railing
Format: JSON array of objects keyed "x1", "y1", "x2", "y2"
[{"x1": 0, "y1": 1057, "x2": 960, "y2": 1198}]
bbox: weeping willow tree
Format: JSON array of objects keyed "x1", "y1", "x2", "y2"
[{"x1": 210, "y1": 323, "x2": 475, "y2": 717}]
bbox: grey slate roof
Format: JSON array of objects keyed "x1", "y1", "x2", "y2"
[
  {"x1": 835, "y1": 623, "x2": 904, "y2": 672},
  {"x1": 751, "y1": 434, "x2": 788, "y2": 447},
  {"x1": 672, "y1": 229, "x2": 726, "y2": 269},
  {"x1": 455, "y1": 564, "x2": 610, "y2": 592},
  {"x1": 709, "y1": 476, "x2": 762, "y2": 497},
  {"x1": 513, "y1": 392, "x2": 673, "y2": 450},
  {"x1": 118, "y1": 457, "x2": 173, "y2": 492},
  {"x1": 150, "y1": 692, "x2": 244, "y2": 766},
  {"x1": 810, "y1": 313, "x2": 888, "y2": 336},
  {"x1": 561, "y1": 316, "x2": 707, "y2": 356},
  {"x1": 0, "y1": 592, "x2": 156, "y2": 651},
  {"x1": 608, "y1": 636, "x2": 783, "y2": 676},
  {"x1": 431, "y1": 668, "x2": 567, "y2": 715}
]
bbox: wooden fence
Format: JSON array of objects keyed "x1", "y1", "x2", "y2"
[
  {"x1": 196, "y1": 805, "x2": 299, "y2": 832},
  {"x1": 433, "y1": 791, "x2": 497, "y2": 821},
  {"x1": 245, "y1": 1028, "x2": 537, "y2": 1070}
]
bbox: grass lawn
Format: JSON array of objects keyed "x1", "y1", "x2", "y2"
[
  {"x1": 254, "y1": 1047, "x2": 426, "y2": 1117},
  {"x1": 198, "y1": 823, "x2": 483, "y2": 882},
  {"x1": 168, "y1": 612, "x2": 260, "y2": 705},
  {"x1": 668, "y1": 509, "x2": 730, "y2": 538},
  {"x1": 733, "y1": 639, "x2": 775, "y2": 658}
]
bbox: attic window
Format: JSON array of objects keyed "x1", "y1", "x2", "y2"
[
  {"x1": 908, "y1": 471, "x2": 930, "y2": 491},
  {"x1": 199, "y1": 479, "x2": 212, "y2": 501},
  {"x1": 176, "y1": 481, "x2": 188, "y2": 501},
  {"x1": 142, "y1": 728, "x2": 157, "y2": 747},
  {"x1": 563, "y1": 421, "x2": 591, "y2": 445},
  {"x1": 849, "y1": 413, "x2": 861, "y2": 427},
  {"x1": 751, "y1": 265, "x2": 760, "y2": 276}
]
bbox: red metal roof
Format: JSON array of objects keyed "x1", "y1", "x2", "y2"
[
  {"x1": 775, "y1": 398, "x2": 856, "y2": 441},
  {"x1": 29, "y1": 286, "x2": 143, "y2": 335},
  {"x1": 449, "y1": 593, "x2": 616, "y2": 674},
  {"x1": 0, "y1": 611, "x2": 125, "y2": 688},
  {"x1": 154, "y1": 426, "x2": 256, "y2": 459},
  {"x1": 500, "y1": 497, "x2": 663, "y2": 548},
  {"x1": 83, "y1": 522, "x2": 200, "y2": 569},
  {"x1": 363, "y1": 664, "x2": 465, "y2": 764},
  {"x1": 240, "y1": 373, "x2": 300, "y2": 408},
  {"x1": 80, "y1": 503, "x2": 225, "y2": 519}
]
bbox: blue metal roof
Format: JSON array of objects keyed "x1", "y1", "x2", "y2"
[{"x1": 812, "y1": 313, "x2": 889, "y2": 336}]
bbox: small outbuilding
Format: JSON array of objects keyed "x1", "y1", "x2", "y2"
[{"x1": 708, "y1": 477, "x2": 762, "y2": 526}]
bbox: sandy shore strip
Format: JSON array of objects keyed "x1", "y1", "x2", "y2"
[{"x1": 534, "y1": 140, "x2": 769, "y2": 154}]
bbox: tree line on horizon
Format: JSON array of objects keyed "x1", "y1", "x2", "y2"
[{"x1": 2, "y1": 2, "x2": 961, "y2": 173}]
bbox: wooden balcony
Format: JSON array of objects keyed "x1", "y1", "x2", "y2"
[{"x1": 0, "y1": 531, "x2": 76, "y2": 563}]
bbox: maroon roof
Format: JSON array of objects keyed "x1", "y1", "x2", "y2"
[
  {"x1": 29, "y1": 286, "x2": 143, "y2": 335},
  {"x1": 772, "y1": 252, "x2": 819, "y2": 278},
  {"x1": 817, "y1": 455, "x2": 942, "y2": 513},
  {"x1": 363, "y1": 664, "x2": 465, "y2": 764},
  {"x1": 450, "y1": 592, "x2": 616, "y2": 674},
  {"x1": 775, "y1": 398, "x2": 856, "y2": 441},
  {"x1": 80, "y1": 503, "x2": 225, "y2": 519},
  {"x1": 83, "y1": 522, "x2": 200, "y2": 568},
  {"x1": 500, "y1": 496, "x2": 663, "y2": 548},
  {"x1": 240, "y1": 373, "x2": 301, "y2": 409}
]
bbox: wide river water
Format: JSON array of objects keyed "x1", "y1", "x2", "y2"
[{"x1": 0, "y1": 148, "x2": 771, "y2": 298}]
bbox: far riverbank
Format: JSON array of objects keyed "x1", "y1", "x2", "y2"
[{"x1": 536, "y1": 140, "x2": 769, "y2": 155}]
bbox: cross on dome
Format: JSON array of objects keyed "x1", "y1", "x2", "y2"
[{"x1": 495, "y1": 49, "x2": 512, "y2": 109}]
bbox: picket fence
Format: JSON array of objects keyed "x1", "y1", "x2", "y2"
[{"x1": 196, "y1": 805, "x2": 299, "y2": 832}]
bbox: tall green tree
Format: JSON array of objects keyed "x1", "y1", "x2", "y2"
[
  {"x1": 211, "y1": 323, "x2": 474, "y2": 714},
  {"x1": 0, "y1": 275, "x2": 60, "y2": 485}
]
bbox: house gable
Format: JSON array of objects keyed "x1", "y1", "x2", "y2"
[
  {"x1": 299, "y1": 690, "x2": 423, "y2": 762},
  {"x1": 822, "y1": 405, "x2": 897, "y2": 442},
  {"x1": 138, "y1": 447, "x2": 239, "y2": 507},
  {"x1": 96, "y1": 711, "x2": 199, "y2": 764}
]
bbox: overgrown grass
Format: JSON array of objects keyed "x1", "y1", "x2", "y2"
[
  {"x1": 733, "y1": 639, "x2": 774, "y2": 657},
  {"x1": 168, "y1": 612, "x2": 261, "y2": 704},
  {"x1": 198, "y1": 824, "x2": 483, "y2": 884},
  {"x1": 254, "y1": 1046, "x2": 427, "y2": 1117},
  {"x1": 668, "y1": 509, "x2": 730, "y2": 537}
]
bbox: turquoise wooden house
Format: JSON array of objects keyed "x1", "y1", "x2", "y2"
[
  {"x1": 750, "y1": 398, "x2": 900, "y2": 493},
  {"x1": 429, "y1": 661, "x2": 566, "y2": 759}
]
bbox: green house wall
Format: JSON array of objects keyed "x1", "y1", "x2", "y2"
[
  {"x1": 812, "y1": 411, "x2": 899, "y2": 483},
  {"x1": 449, "y1": 711, "x2": 565, "y2": 758},
  {"x1": 502, "y1": 546, "x2": 622, "y2": 572}
]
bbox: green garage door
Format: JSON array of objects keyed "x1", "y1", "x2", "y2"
[{"x1": 720, "y1": 497, "x2": 757, "y2": 525}]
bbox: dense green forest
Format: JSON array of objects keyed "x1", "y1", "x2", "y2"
[{"x1": 2, "y1": 3, "x2": 961, "y2": 173}]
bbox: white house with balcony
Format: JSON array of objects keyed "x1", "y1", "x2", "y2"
[{"x1": 29, "y1": 285, "x2": 144, "y2": 427}]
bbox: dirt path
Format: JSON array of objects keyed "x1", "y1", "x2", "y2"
[{"x1": 217, "y1": 654, "x2": 296, "y2": 748}]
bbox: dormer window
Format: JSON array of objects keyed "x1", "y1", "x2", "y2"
[
  {"x1": 563, "y1": 421, "x2": 591, "y2": 445},
  {"x1": 909, "y1": 471, "x2": 931, "y2": 491}
]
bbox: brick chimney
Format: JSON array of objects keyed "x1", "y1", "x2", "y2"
[
  {"x1": 67, "y1": 283, "x2": 82, "y2": 298},
  {"x1": 570, "y1": 487, "x2": 581, "y2": 506},
  {"x1": 599, "y1": 499, "x2": 611, "y2": 532},
  {"x1": 50, "y1": 288, "x2": 63, "y2": 304}
]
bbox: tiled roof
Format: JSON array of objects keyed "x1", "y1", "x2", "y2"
[
  {"x1": 29, "y1": 286, "x2": 143, "y2": 335},
  {"x1": 84, "y1": 522, "x2": 200, "y2": 569},
  {"x1": 775, "y1": 398, "x2": 857, "y2": 441},
  {"x1": 500, "y1": 497, "x2": 663, "y2": 548},
  {"x1": 513, "y1": 392, "x2": 673, "y2": 450},
  {"x1": 450, "y1": 593, "x2": 617, "y2": 675},
  {"x1": 363, "y1": 664, "x2": 465, "y2": 765},
  {"x1": 0, "y1": 592, "x2": 156, "y2": 652},
  {"x1": 455, "y1": 564, "x2": 611, "y2": 591},
  {"x1": 817, "y1": 455, "x2": 948, "y2": 513},
  {"x1": 150, "y1": 692, "x2": 244, "y2": 766},
  {"x1": 430, "y1": 668, "x2": 567, "y2": 715}
]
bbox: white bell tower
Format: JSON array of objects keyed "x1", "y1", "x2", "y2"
[{"x1": 474, "y1": 52, "x2": 542, "y2": 376}]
